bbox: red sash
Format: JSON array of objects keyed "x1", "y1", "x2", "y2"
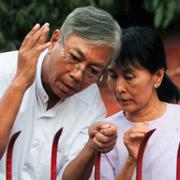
[
  {"x1": 94, "y1": 152, "x2": 100, "y2": 180},
  {"x1": 5, "y1": 128, "x2": 180, "y2": 180},
  {"x1": 6, "y1": 131, "x2": 21, "y2": 180},
  {"x1": 6, "y1": 128, "x2": 63, "y2": 180},
  {"x1": 177, "y1": 143, "x2": 180, "y2": 180},
  {"x1": 136, "y1": 129, "x2": 156, "y2": 180},
  {"x1": 50, "y1": 127, "x2": 63, "y2": 180}
]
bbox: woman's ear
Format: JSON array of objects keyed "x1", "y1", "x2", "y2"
[{"x1": 153, "y1": 68, "x2": 165, "y2": 88}]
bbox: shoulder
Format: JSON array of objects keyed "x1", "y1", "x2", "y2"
[
  {"x1": 0, "y1": 51, "x2": 18, "y2": 75},
  {"x1": 74, "y1": 83, "x2": 105, "y2": 107},
  {"x1": 105, "y1": 111, "x2": 125, "y2": 125},
  {"x1": 0, "y1": 50, "x2": 18, "y2": 64},
  {"x1": 0, "y1": 51, "x2": 18, "y2": 92},
  {"x1": 163, "y1": 103, "x2": 180, "y2": 127},
  {"x1": 167, "y1": 103, "x2": 180, "y2": 113}
]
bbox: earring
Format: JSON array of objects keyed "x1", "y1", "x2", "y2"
[{"x1": 154, "y1": 84, "x2": 159, "y2": 88}]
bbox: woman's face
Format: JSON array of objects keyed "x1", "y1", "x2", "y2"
[{"x1": 107, "y1": 62, "x2": 163, "y2": 115}]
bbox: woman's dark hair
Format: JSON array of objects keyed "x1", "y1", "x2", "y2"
[
  {"x1": 117, "y1": 26, "x2": 166, "y2": 72},
  {"x1": 157, "y1": 75, "x2": 180, "y2": 103},
  {"x1": 115, "y1": 26, "x2": 180, "y2": 103}
]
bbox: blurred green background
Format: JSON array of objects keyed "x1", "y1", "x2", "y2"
[{"x1": 0, "y1": 0, "x2": 180, "y2": 52}]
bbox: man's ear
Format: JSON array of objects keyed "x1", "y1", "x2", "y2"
[
  {"x1": 50, "y1": 29, "x2": 61, "y2": 43},
  {"x1": 153, "y1": 68, "x2": 165, "y2": 88},
  {"x1": 48, "y1": 29, "x2": 61, "y2": 51}
]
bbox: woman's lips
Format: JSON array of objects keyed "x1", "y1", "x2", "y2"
[{"x1": 119, "y1": 98, "x2": 132, "y2": 105}]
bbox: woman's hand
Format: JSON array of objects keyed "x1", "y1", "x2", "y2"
[{"x1": 123, "y1": 122, "x2": 149, "y2": 160}]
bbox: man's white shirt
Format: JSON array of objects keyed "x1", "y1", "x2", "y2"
[{"x1": 0, "y1": 51, "x2": 106, "y2": 180}]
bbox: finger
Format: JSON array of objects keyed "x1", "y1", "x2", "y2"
[
  {"x1": 130, "y1": 126, "x2": 149, "y2": 134},
  {"x1": 21, "y1": 23, "x2": 40, "y2": 48},
  {"x1": 35, "y1": 42, "x2": 51, "y2": 52},
  {"x1": 26, "y1": 23, "x2": 50, "y2": 48},
  {"x1": 134, "y1": 122, "x2": 149, "y2": 129},
  {"x1": 130, "y1": 129, "x2": 149, "y2": 135},
  {"x1": 101, "y1": 123, "x2": 111, "y2": 129},
  {"x1": 30, "y1": 23, "x2": 41, "y2": 35},
  {"x1": 89, "y1": 122, "x2": 109, "y2": 133},
  {"x1": 97, "y1": 146, "x2": 115, "y2": 153},
  {"x1": 38, "y1": 26, "x2": 50, "y2": 44},
  {"x1": 93, "y1": 137, "x2": 116, "y2": 150},
  {"x1": 101, "y1": 124, "x2": 117, "y2": 136},
  {"x1": 143, "y1": 121, "x2": 148, "y2": 125},
  {"x1": 26, "y1": 42, "x2": 51, "y2": 63},
  {"x1": 101, "y1": 128, "x2": 117, "y2": 136},
  {"x1": 38, "y1": 22, "x2": 50, "y2": 44},
  {"x1": 95, "y1": 132, "x2": 117, "y2": 144},
  {"x1": 89, "y1": 129, "x2": 98, "y2": 138},
  {"x1": 129, "y1": 132, "x2": 146, "y2": 139}
]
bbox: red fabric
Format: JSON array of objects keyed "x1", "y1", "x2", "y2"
[
  {"x1": 177, "y1": 143, "x2": 180, "y2": 180},
  {"x1": 50, "y1": 127, "x2": 63, "y2": 180},
  {"x1": 94, "y1": 152, "x2": 100, "y2": 180},
  {"x1": 6, "y1": 131, "x2": 21, "y2": 180},
  {"x1": 136, "y1": 129, "x2": 156, "y2": 180}
]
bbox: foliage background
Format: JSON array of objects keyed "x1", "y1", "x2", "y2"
[{"x1": 0, "y1": 0, "x2": 180, "y2": 52}]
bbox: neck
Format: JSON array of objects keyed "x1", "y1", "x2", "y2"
[
  {"x1": 125, "y1": 96, "x2": 166, "y2": 122},
  {"x1": 47, "y1": 99, "x2": 59, "y2": 110},
  {"x1": 43, "y1": 84, "x2": 62, "y2": 110},
  {"x1": 41, "y1": 54, "x2": 61, "y2": 110}
]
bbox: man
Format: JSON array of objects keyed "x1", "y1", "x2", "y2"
[{"x1": 0, "y1": 6, "x2": 121, "y2": 179}]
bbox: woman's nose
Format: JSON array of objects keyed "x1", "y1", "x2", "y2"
[{"x1": 115, "y1": 77, "x2": 126, "y2": 93}]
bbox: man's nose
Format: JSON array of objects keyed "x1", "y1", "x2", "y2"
[{"x1": 69, "y1": 64, "x2": 85, "y2": 83}]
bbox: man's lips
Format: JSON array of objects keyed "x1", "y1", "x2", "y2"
[
  {"x1": 58, "y1": 80, "x2": 77, "y2": 95},
  {"x1": 62, "y1": 81, "x2": 77, "y2": 91}
]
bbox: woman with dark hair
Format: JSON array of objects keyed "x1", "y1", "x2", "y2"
[{"x1": 100, "y1": 26, "x2": 180, "y2": 180}]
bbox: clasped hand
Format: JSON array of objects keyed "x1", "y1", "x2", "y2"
[{"x1": 88, "y1": 122, "x2": 118, "y2": 153}]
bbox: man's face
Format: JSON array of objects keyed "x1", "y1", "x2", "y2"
[{"x1": 42, "y1": 35, "x2": 113, "y2": 99}]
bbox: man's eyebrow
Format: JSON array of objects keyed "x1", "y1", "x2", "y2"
[
  {"x1": 73, "y1": 47, "x2": 85, "y2": 59},
  {"x1": 90, "y1": 62, "x2": 106, "y2": 69},
  {"x1": 73, "y1": 47, "x2": 106, "y2": 68}
]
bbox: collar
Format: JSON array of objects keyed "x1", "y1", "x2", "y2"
[{"x1": 35, "y1": 49, "x2": 49, "y2": 103}]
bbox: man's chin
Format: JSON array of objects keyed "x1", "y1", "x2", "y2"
[{"x1": 57, "y1": 90, "x2": 75, "y2": 99}]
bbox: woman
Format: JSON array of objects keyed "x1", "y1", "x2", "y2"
[{"x1": 100, "y1": 26, "x2": 180, "y2": 180}]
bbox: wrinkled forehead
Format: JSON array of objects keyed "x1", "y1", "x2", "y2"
[{"x1": 62, "y1": 33, "x2": 111, "y2": 46}]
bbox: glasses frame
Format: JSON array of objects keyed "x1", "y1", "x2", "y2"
[{"x1": 60, "y1": 36, "x2": 106, "y2": 82}]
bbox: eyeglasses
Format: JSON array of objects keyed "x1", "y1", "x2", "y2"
[{"x1": 61, "y1": 37, "x2": 105, "y2": 81}]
